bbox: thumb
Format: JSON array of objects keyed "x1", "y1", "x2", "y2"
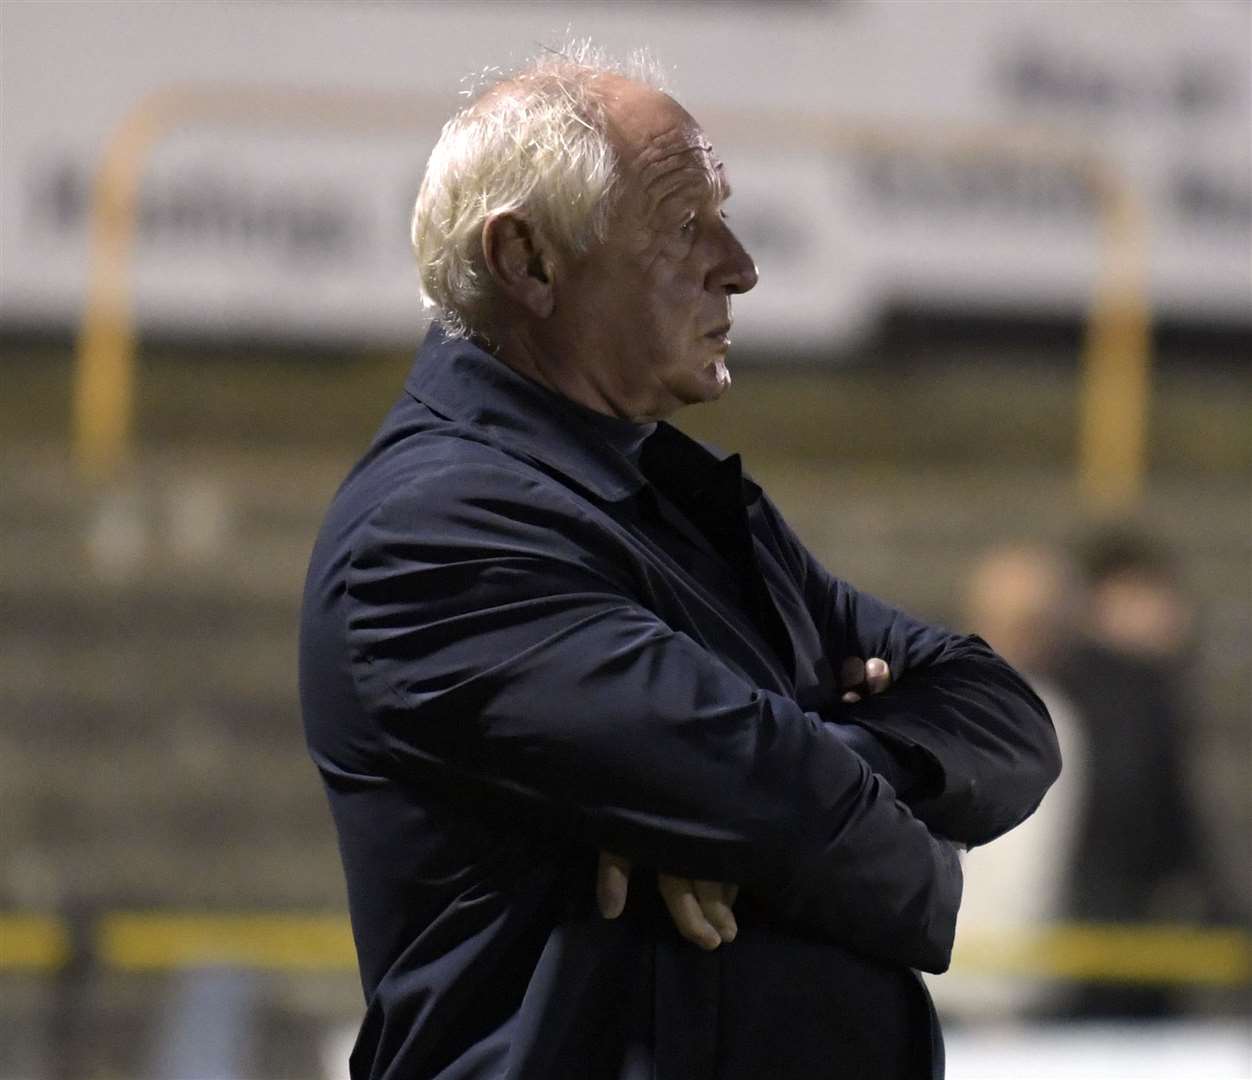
[{"x1": 597, "y1": 851, "x2": 632, "y2": 919}]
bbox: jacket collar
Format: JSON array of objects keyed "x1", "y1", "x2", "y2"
[{"x1": 403, "y1": 323, "x2": 760, "y2": 505}]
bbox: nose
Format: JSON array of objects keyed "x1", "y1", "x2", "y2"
[{"x1": 711, "y1": 223, "x2": 759, "y2": 295}]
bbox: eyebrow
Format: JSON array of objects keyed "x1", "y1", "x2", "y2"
[
  {"x1": 646, "y1": 158, "x2": 731, "y2": 216},
  {"x1": 702, "y1": 157, "x2": 731, "y2": 203}
]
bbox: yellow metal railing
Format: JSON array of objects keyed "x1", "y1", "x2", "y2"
[
  {"x1": 75, "y1": 86, "x2": 1151, "y2": 511},
  {"x1": 73, "y1": 85, "x2": 437, "y2": 483},
  {"x1": 0, "y1": 913, "x2": 73, "y2": 972},
  {"x1": 2, "y1": 911, "x2": 1248, "y2": 986},
  {"x1": 97, "y1": 912, "x2": 355, "y2": 973},
  {"x1": 953, "y1": 922, "x2": 1250, "y2": 986}
]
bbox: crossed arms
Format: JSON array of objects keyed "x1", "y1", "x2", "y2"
[{"x1": 345, "y1": 462, "x2": 1060, "y2": 974}]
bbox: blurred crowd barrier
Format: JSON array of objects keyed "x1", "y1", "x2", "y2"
[{"x1": 2, "y1": 907, "x2": 1248, "y2": 1077}]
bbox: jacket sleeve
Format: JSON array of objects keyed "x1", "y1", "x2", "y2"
[
  {"x1": 770, "y1": 500, "x2": 1062, "y2": 847},
  {"x1": 345, "y1": 462, "x2": 961, "y2": 973}
]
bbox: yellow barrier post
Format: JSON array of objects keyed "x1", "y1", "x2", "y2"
[
  {"x1": 73, "y1": 101, "x2": 172, "y2": 483},
  {"x1": 72, "y1": 86, "x2": 432, "y2": 485},
  {"x1": 1078, "y1": 170, "x2": 1152, "y2": 512}
]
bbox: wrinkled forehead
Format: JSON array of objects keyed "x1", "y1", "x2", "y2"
[
  {"x1": 634, "y1": 126, "x2": 726, "y2": 203},
  {"x1": 600, "y1": 82, "x2": 727, "y2": 204}
]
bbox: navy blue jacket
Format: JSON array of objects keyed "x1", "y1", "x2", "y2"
[{"x1": 300, "y1": 327, "x2": 1060, "y2": 1079}]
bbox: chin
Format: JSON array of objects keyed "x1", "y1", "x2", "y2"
[
  {"x1": 710, "y1": 357, "x2": 731, "y2": 394},
  {"x1": 656, "y1": 357, "x2": 732, "y2": 415},
  {"x1": 672, "y1": 372, "x2": 727, "y2": 409},
  {"x1": 696, "y1": 357, "x2": 731, "y2": 402}
]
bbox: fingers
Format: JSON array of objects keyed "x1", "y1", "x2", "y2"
[
  {"x1": 658, "y1": 874, "x2": 723, "y2": 950},
  {"x1": 841, "y1": 656, "x2": 892, "y2": 703},
  {"x1": 865, "y1": 657, "x2": 892, "y2": 695},
  {"x1": 693, "y1": 879, "x2": 738, "y2": 943},
  {"x1": 839, "y1": 656, "x2": 865, "y2": 702},
  {"x1": 597, "y1": 851, "x2": 631, "y2": 919},
  {"x1": 602, "y1": 856, "x2": 741, "y2": 951}
]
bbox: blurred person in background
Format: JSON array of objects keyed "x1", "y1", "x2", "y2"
[
  {"x1": 927, "y1": 544, "x2": 1087, "y2": 1023},
  {"x1": 300, "y1": 44, "x2": 1060, "y2": 1079},
  {"x1": 1052, "y1": 525, "x2": 1229, "y2": 1020}
]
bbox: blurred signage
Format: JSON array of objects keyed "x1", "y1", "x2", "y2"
[{"x1": 1, "y1": 0, "x2": 1248, "y2": 351}]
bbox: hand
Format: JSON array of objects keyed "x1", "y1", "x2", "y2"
[
  {"x1": 839, "y1": 656, "x2": 892, "y2": 703},
  {"x1": 593, "y1": 657, "x2": 889, "y2": 948},
  {"x1": 597, "y1": 851, "x2": 739, "y2": 950}
]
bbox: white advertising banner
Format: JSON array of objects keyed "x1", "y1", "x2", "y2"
[{"x1": 1, "y1": 0, "x2": 1248, "y2": 351}]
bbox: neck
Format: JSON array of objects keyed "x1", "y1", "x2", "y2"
[{"x1": 492, "y1": 325, "x2": 647, "y2": 422}]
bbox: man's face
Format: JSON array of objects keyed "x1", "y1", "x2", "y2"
[{"x1": 554, "y1": 83, "x2": 758, "y2": 421}]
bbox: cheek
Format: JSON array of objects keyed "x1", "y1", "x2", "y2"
[{"x1": 646, "y1": 265, "x2": 704, "y2": 320}]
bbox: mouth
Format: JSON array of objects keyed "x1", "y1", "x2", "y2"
[{"x1": 704, "y1": 323, "x2": 733, "y2": 348}]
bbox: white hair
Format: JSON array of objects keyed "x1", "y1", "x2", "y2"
[{"x1": 411, "y1": 41, "x2": 668, "y2": 340}]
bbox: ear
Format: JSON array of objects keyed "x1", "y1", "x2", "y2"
[{"x1": 482, "y1": 212, "x2": 555, "y2": 319}]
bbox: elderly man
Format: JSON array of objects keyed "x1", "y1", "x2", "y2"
[{"x1": 300, "y1": 47, "x2": 1059, "y2": 1080}]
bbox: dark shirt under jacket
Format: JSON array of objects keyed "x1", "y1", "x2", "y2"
[{"x1": 299, "y1": 326, "x2": 1060, "y2": 1080}]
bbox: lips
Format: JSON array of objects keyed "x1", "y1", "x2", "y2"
[{"x1": 704, "y1": 322, "x2": 732, "y2": 351}]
